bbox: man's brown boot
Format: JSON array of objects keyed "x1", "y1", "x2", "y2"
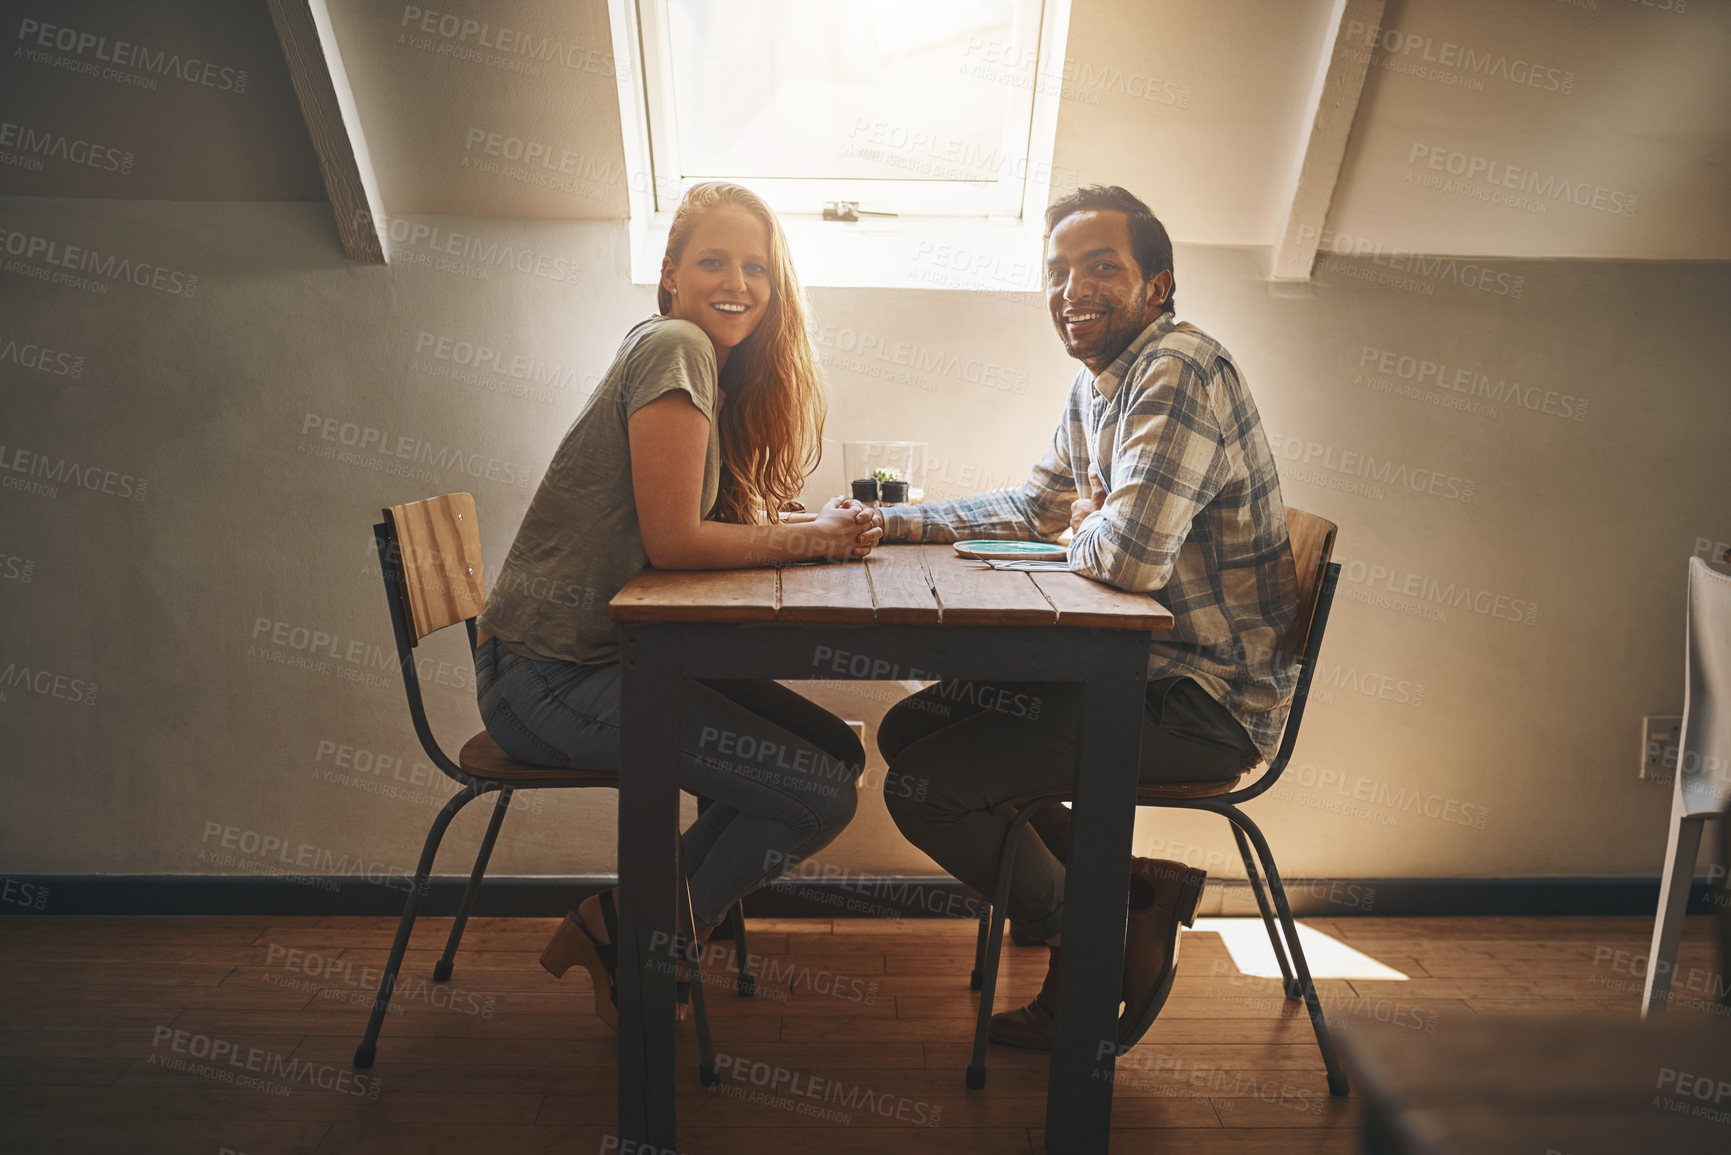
[
  {"x1": 1118, "y1": 857, "x2": 1206, "y2": 1048},
  {"x1": 987, "y1": 944, "x2": 1062, "y2": 1049}
]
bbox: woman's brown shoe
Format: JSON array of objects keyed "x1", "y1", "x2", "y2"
[
  {"x1": 541, "y1": 895, "x2": 619, "y2": 1031},
  {"x1": 988, "y1": 945, "x2": 1063, "y2": 1049},
  {"x1": 1117, "y1": 857, "x2": 1206, "y2": 1048}
]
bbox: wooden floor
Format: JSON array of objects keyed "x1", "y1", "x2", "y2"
[{"x1": 0, "y1": 913, "x2": 1723, "y2": 1153}]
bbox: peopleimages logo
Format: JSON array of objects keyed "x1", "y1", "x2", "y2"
[
  {"x1": 1266, "y1": 432, "x2": 1475, "y2": 504},
  {"x1": 0, "y1": 334, "x2": 85, "y2": 378},
  {"x1": 1407, "y1": 143, "x2": 1638, "y2": 217},
  {"x1": 15, "y1": 19, "x2": 250, "y2": 93},
  {"x1": 0, "y1": 227, "x2": 197, "y2": 296},
  {"x1": 1357, "y1": 345, "x2": 1589, "y2": 422},
  {"x1": 0, "y1": 442, "x2": 148, "y2": 502},
  {"x1": 1299, "y1": 226, "x2": 1525, "y2": 299},
  {"x1": 0, "y1": 120, "x2": 133, "y2": 174},
  {"x1": 1342, "y1": 20, "x2": 1575, "y2": 94},
  {"x1": 413, "y1": 331, "x2": 592, "y2": 390},
  {"x1": 1339, "y1": 558, "x2": 1540, "y2": 626},
  {"x1": 1275, "y1": 761, "x2": 1490, "y2": 830},
  {"x1": 808, "y1": 322, "x2": 1029, "y2": 395},
  {"x1": 400, "y1": 6, "x2": 626, "y2": 78},
  {"x1": 1310, "y1": 659, "x2": 1425, "y2": 708},
  {"x1": 0, "y1": 662, "x2": 98, "y2": 706},
  {"x1": 357, "y1": 212, "x2": 583, "y2": 283},
  {"x1": 298, "y1": 412, "x2": 533, "y2": 489}
]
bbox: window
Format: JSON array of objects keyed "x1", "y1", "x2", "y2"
[
  {"x1": 632, "y1": 0, "x2": 1055, "y2": 221},
  {"x1": 609, "y1": 0, "x2": 1071, "y2": 288}
]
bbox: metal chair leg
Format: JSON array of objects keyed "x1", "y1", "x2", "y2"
[
  {"x1": 1228, "y1": 807, "x2": 1350, "y2": 1097},
  {"x1": 967, "y1": 799, "x2": 1057, "y2": 1090},
  {"x1": 435, "y1": 786, "x2": 512, "y2": 982},
  {"x1": 354, "y1": 782, "x2": 486, "y2": 1068},
  {"x1": 726, "y1": 899, "x2": 755, "y2": 997},
  {"x1": 971, "y1": 902, "x2": 991, "y2": 991},
  {"x1": 677, "y1": 844, "x2": 719, "y2": 1086},
  {"x1": 1232, "y1": 823, "x2": 1299, "y2": 1000}
]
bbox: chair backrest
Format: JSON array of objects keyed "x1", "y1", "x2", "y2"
[
  {"x1": 383, "y1": 493, "x2": 486, "y2": 645},
  {"x1": 1231, "y1": 510, "x2": 1340, "y2": 797},
  {"x1": 1679, "y1": 557, "x2": 1731, "y2": 818},
  {"x1": 1280, "y1": 507, "x2": 1338, "y2": 666}
]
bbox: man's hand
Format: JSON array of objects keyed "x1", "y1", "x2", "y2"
[{"x1": 1069, "y1": 463, "x2": 1106, "y2": 534}]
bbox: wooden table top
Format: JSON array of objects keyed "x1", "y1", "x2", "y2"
[{"x1": 610, "y1": 543, "x2": 1174, "y2": 631}]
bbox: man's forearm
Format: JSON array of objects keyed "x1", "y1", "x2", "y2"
[{"x1": 883, "y1": 488, "x2": 1060, "y2": 544}]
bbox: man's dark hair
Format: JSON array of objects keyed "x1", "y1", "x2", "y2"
[{"x1": 1044, "y1": 185, "x2": 1176, "y2": 316}]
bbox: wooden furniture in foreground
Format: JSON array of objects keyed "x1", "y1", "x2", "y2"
[
  {"x1": 1340, "y1": 1014, "x2": 1731, "y2": 1154},
  {"x1": 965, "y1": 508, "x2": 1346, "y2": 1096},
  {"x1": 610, "y1": 543, "x2": 1174, "y2": 1155}
]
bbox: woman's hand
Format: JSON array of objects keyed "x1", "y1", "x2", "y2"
[
  {"x1": 819, "y1": 493, "x2": 858, "y2": 515},
  {"x1": 820, "y1": 497, "x2": 885, "y2": 558},
  {"x1": 805, "y1": 504, "x2": 883, "y2": 560}
]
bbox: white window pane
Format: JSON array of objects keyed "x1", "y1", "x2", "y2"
[{"x1": 665, "y1": 0, "x2": 1025, "y2": 185}]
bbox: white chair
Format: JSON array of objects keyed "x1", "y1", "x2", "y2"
[{"x1": 1641, "y1": 558, "x2": 1731, "y2": 1017}]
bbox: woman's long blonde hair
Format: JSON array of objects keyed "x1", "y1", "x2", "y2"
[{"x1": 657, "y1": 182, "x2": 824, "y2": 525}]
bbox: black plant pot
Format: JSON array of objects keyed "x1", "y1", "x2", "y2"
[
  {"x1": 851, "y1": 478, "x2": 879, "y2": 503},
  {"x1": 879, "y1": 480, "x2": 908, "y2": 504}
]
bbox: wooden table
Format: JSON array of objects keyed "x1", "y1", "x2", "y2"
[
  {"x1": 1339, "y1": 1014, "x2": 1731, "y2": 1154},
  {"x1": 609, "y1": 543, "x2": 1174, "y2": 1153}
]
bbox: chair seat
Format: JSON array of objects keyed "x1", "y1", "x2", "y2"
[
  {"x1": 458, "y1": 731, "x2": 618, "y2": 785},
  {"x1": 993, "y1": 771, "x2": 1249, "y2": 815}
]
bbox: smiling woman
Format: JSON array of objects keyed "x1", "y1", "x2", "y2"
[
  {"x1": 470, "y1": 182, "x2": 887, "y2": 1028},
  {"x1": 648, "y1": 182, "x2": 826, "y2": 530}
]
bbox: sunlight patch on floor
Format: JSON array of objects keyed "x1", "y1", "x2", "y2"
[{"x1": 1192, "y1": 918, "x2": 1409, "y2": 980}]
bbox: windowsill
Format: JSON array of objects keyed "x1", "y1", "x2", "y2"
[{"x1": 627, "y1": 211, "x2": 1050, "y2": 294}]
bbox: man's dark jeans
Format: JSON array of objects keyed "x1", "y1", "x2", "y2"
[{"x1": 878, "y1": 676, "x2": 1262, "y2": 941}]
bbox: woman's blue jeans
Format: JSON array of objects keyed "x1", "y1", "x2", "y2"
[{"x1": 474, "y1": 636, "x2": 863, "y2": 926}]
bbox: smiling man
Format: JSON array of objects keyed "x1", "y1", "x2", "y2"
[{"x1": 873, "y1": 185, "x2": 1301, "y2": 1052}]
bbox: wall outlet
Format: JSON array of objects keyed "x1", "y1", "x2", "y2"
[{"x1": 1641, "y1": 715, "x2": 1683, "y2": 780}]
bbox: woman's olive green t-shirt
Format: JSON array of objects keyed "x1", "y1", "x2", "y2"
[{"x1": 477, "y1": 316, "x2": 720, "y2": 664}]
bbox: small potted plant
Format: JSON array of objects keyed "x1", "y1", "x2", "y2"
[
  {"x1": 850, "y1": 477, "x2": 879, "y2": 503},
  {"x1": 874, "y1": 467, "x2": 908, "y2": 504}
]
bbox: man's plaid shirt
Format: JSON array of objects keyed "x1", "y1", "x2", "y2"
[{"x1": 882, "y1": 313, "x2": 1301, "y2": 762}]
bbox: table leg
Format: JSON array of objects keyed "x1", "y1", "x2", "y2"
[
  {"x1": 1046, "y1": 632, "x2": 1147, "y2": 1153},
  {"x1": 617, "y1": 624, "x2": 682, "y2": 1149}
]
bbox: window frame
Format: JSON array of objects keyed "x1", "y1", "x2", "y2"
[
  {"x1": 608, "y1": 0, "x2": 1072, "y2": 289},
  {"x1": 636, "y1": 0, "x2": 1047, "y2": 219}
]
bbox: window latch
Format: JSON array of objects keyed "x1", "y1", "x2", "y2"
[{"x1": 823, "y1": 201, "x2": 899, "y2": 222}]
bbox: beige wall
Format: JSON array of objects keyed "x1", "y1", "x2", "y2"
[
  {"x1": 3, "y1": 192, "x2": 1728, "y2": 883},
  {"x1": 3, "y1": 0, "x2": 1729, "y2": 887}
]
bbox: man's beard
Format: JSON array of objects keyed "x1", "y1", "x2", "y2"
[{"x1": 1057, "y1": 280, "x2": 1151, "y2": 366}]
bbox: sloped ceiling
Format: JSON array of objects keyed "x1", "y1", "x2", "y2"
[
  {"x1": 3, "y1": 0, "x2": 1726, "y2": 259},
  {"x1": 1329, "y1": 0, "x2": 1731, "y2": 260},
  {"x1": 0, "y1": 0, "x2": 326, "y2": 201}
]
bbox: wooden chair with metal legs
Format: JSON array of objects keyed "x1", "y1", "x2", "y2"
[
  {"x1": 963, "y1": 507, "x2": 1348, "y2": 1098},
  {"x1": 351, "y1": 492, "x2": 748, "y2": 1076},
  {"x1": 1641, "y1": 557, "x2": 1731, "y2": 1018}
]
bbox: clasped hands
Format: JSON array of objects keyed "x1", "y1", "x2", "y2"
[{"x1": 782, "y1": 496, "x2": 885, "y2": 560}]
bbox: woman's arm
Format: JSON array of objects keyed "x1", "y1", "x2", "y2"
[{"x1": 630, "y1": 393, "x2": 879, "y2": 569}]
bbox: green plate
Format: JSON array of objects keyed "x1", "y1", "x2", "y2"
[{"x1": 953, "y1": 540, "x2": 1069, "y2": 561}]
